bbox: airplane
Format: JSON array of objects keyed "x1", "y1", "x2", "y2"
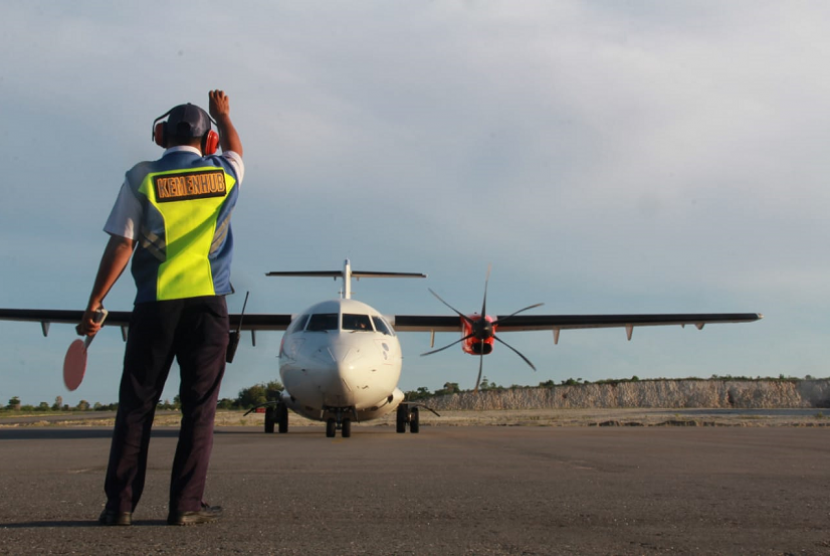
[{"x1": 0, "y1": 259, "x2": 762, "y2": 439}]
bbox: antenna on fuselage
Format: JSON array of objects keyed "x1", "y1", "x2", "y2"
[{"x1": 266, "y1": 259, "x2": 427, "y2": 299}]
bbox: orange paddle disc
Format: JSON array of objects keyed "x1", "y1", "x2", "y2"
[
  {"x1": 63, "y1": 339, "x2": 87, "y2": 391},
  {"x1": 63, "y1": 308, "x2": 108, "y2": 392}
]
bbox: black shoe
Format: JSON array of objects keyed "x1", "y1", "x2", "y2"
[
  {"x1": 167, "y1": 502, "x2": 222, "y2": 526},
  {"x1": 98, "y1": 509, "x2": 132, "y2": 526}
]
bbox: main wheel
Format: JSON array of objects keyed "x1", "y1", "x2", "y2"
[
  {"x1": 264, "y1": 406, "x2": 275, "y2": 434},
  {"x1": 325, "y1": 418, "x2": 336, "y2": 438},
  {"x1": 410, "y1": 407, "x2": 420, "y2": 434},
  {"x1": 342, "y1": 418, "x2": 352, "y2": 438},
  {"x1": 276, "y1": 402, "x2": 289, "y2": 434},
  {"x1": 396, "y1": 404, "x2": 408, "y2": 434}
]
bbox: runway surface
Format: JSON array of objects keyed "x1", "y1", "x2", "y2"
[{"x1": 0, "y1": 424, "x2": 828, "y2": 555}]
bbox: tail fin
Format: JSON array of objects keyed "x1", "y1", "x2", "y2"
[{"x1": 266, "y1": 259, "x2": 426, "y2": 299}]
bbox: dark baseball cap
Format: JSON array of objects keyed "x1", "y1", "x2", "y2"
[{"x1": 166, "y1": 103, "x2": 211, "y2": 138}]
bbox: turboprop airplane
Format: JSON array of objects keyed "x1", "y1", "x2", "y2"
[{"x1": 0, "y1": 259, "x2": 762, "y2": 439}]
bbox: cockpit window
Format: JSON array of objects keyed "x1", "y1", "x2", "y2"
[
  {"x1": 343, "y1": 313, "x2": 373, "y2": 332},
  {"x1": 372, "y1": 315, "x2": 394, "y2": 336},
  {"x1": 307, "y1": 313, "x2": 338, "y2": 332},
  {"x1": 286, "y1": 313, "x2": 310, "y2": 335}
]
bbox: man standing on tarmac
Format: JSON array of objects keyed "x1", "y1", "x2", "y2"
[{"x1": 78, "y1": 90, "x2": 244, "y2": 526}]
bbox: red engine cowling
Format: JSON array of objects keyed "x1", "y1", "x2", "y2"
[{"x1": 461, "y1": 314, "x2": 496, "y2": 356}]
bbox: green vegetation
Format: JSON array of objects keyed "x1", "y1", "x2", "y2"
[
  {"x1": 218, "y1": 380, "x2": 284, "y2": 409},
  {"x1": 1, "y1": 381, "x2": 285, "y2": 415}
]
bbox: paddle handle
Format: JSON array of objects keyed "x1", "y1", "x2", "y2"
[{"x1": 77, "y1": 308, "x2": 109, "y2": 349}]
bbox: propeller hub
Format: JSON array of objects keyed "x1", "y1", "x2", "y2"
[{"x1": 473, "y1": 320, "x2": 494, "y2": 339}]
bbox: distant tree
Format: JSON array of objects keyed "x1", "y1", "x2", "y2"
[
  {"x1": 237, "y1": 383, "x2": 268, "y2": 408},
  {"x1": 8, "y1": 396, "x2": 21, "y2": 410},
  {"x1": 77, "y1": 400, "x2": 90, "y2": 411},
  {"x1": 476, "y1": 377, "x2": 506, "y2": 391},
  {"x1": 404, "y1": 386, "x2": 432, "y2": 401},
  {"x1": 437, "y1": 382, "x2": 460, "y2": 396},
  {"x1": 37, "y1": 402, "x2": 50, "y2": 411},
  {"x1": 264, "y1": 380, "x2": 284, "y2": 401},
  {"x1": 217, "y1": 398, "x2": 236, "y2": 410},
  {"x1": 52, "y1": 396, "x2": 63, "y2": 411}
]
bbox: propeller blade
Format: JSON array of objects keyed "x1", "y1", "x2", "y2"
[
  {"x1": 429, "y1": 289, "x2": 475, "y2": 325},
  {"x1": 491, "y1": 302, "x2": 545, "y2": 326},
  {"x1": 474, "y1": 353, "x2": 484, "y2": 393},
  {"x1": 480, "y1": 264, "x2": 491, "y2": 318},
  {"x1": 421, "y1": 333, "x2": 476, "y2": 357},
  {"x1": 493, "y1": 335, "x2": 537, "y2": 371}
]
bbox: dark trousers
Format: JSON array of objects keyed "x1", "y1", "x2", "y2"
[{"x1": 104, "y1": 296, "x2": 229, "y2": 513}]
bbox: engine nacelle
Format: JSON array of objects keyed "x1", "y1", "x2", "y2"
[{"x1": 460, "y1": 314, "x2": 496, "y2": 356}]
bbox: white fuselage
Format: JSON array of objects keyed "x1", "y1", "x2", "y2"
[{"x1": 278, "y1": 298, "x2": 405, "y2": 422}]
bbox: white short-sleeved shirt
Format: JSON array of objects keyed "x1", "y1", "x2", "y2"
[{"x1": 104, "y1": 146, "x2": 244, "y2": 240}]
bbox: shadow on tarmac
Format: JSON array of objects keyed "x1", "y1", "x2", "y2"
[
  {"x1": 1, "y1": 519, "x2": 169, "y2": 528},
  {"x1": 0, "y1": 428, "x2": 182, "y2": 441}
]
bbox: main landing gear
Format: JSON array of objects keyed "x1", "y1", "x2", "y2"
[
  {"x1": 264, "y1": 401, "x2": 288, "y2": 434},
  {"x1": 396, "y1": 403, "x2": 419, "y2": 434}
]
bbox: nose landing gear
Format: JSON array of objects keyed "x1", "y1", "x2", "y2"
[{"x1": 325, "y1": 408, "x2": 354, "y2": 438}]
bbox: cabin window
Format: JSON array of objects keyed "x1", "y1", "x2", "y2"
[
  {"x1": 286, "y1": 313, "x2": 310, "y2": 335},
  {"x1": 343, "y1": 313, "x2": 373, "y2": 332},
  {"x1": 372, "y1": 315, "x2": 394, "y2": 336},
  {"x1": 307, "y1": 313, "x2": 338, "y2": 331}
]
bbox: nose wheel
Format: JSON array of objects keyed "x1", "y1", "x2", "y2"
[
  {"x1": 396, "y1": 403, "x2": 420, "y2": 434},
  {"x1": 325, "y1": 410, "x2": 353, "y2": 438}
]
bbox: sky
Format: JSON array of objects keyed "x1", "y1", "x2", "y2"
[{"x1": 1, "y1": 1, "x2": 828, "y2": 407}]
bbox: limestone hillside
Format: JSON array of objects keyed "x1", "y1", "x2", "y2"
[{"x1": 423, "y1": 380, "x2": 830, "y2": 411}]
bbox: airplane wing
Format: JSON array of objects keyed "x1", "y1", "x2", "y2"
[
  {"x1": 390, "y1": 312, "x2": 763, "y2": 341},
  {"x1": 0, "y1": 309, "x2": 133, "y2": 334},
  {"x1": 0, "y1": 308, "x2": 293, "y2": 338},
  {"x1": 0, "y1": 307, "x2": 762, "y2": 341}
]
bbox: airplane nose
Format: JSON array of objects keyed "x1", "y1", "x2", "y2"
[{"x1": 311, "y1": 342, "x2": 362, "y2": 402}]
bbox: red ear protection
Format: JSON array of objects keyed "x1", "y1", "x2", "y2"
[
  {"x1": 202, "y1": 130, "x2": 219, "y2": 155},
  {"x1": 154, "y1": 121, "x2": 168, "y2": 148}
]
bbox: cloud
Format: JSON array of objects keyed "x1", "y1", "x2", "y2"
[{"x1": 0, "y1": 1, "x2": 827, "y2": 405}]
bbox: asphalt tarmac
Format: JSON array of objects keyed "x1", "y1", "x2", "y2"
[{"x1": 0, "y1": 424, "x2": 828, "y2": 555}]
